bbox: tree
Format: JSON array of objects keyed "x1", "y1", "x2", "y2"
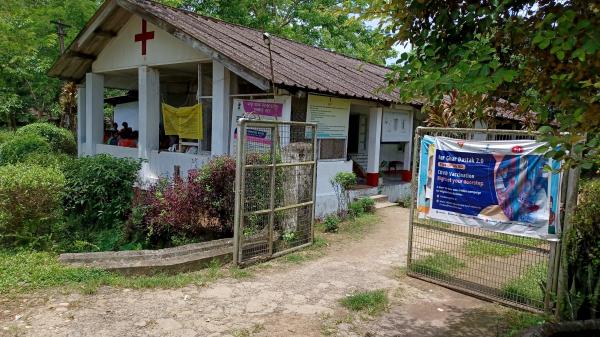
[
  {"x1": 358, "y1": 0, "x2": 599, "y2": 169},
  {"x1": 171, "y1": 0, "x2": 393, "y2": 64},
  {"x1": 0, "y1": 0, "x2": 98, "y2": 129}
]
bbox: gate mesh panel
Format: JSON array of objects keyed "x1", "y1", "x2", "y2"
[
  {"x1": 408, "y1": 127, "x2": 558, "y2": 312},
  {"x1": 235, "y1": 120, "x2": 317, "y2": 265}
]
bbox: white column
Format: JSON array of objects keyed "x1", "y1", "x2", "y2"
[
  {"x1": 212, "y1": 61, "x2": 230, "y2": 156},
  {"x1": 367, "y1": 107, "x2": 383, "y2": 186},
  {"x1": 76, "y1": 84, "x2": 86, "y2": 156},
  {"x1": 85, "y1": 73, "x2": 104, "y2": 155},
  {"x1": 138, "y1": 66, "x2": 161, "y2": 159}
]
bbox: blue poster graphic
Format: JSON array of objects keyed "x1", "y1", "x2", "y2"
[{"x1": 416, "y1": 135, "x2": 562, "y2": 239}]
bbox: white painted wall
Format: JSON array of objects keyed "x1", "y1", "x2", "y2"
[
  {"x1": 92, "y1": 15, "x2": 209, "y2": 73},
  {"x1": 96, "y1": 144, "x2": 138, "y2": 159},
  {"x1": 114, "y1": 101, "x2": 139, "y2": 131},
  {"x1": 380, "y1": 143, "x2": 406, "y2": 164},
  {"x1": 314, "y1": 160, "x2": 353, "y2": 218}
]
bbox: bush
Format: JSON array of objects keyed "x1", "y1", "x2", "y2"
[
  {"x1": 0, "y1": 130, "x2": 13, "y2": 144},
  {"x1": 348, "y1": 197, "x2": 376, "y2": 218},
  {"x1": 196, "y1": 156, "x2": 236, "y2": 234},
  {"x1": 348, "y1": 200, "x2": 365, "y2": 217},
  {"x1": 133, "y1": 156, "x2": 236, "y2": 248},
  {"x1": 16, "y1": 122, "x2": 77, "y2": 155},
  {"x1": 323, "y1": 214, "x2": 341, "y2": 233},
  {"x1": 0, "y1": 133, "x2": 50, "y2": 166},
  {"x1": 561, "y1": 178, "x2": 600, "y2": 320},
  {"x1": 23, "y1": 152, "x2": 72, "y2": 169},
  {"x1": 358, "y1": 197, "x2": 376, "y2": 213},
  {"x1": 331, "y1": 172, "x2": 357, "y2": 214},
  {"x1": 63, "y1": 154, "x2": 140, "y2": 233},
  {"x1": 0, "y1": 164, "x2": 65, "y2": 249}
]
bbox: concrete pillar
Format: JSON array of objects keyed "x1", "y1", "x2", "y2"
[
  {"x1": 366, "y1": 107, "x2": 383, "y2": 186},
  {"x1": 76, "y1": 84, "x2": 86, "y2": 156},
  {"x1": 138, "y1": 66, "x2": 160, "y2": 159},
  {"x1": 85, "y1": 73, "x2": 104, "y2": 155},
  {"x1": 211, "y1": 61, "x2": 230, "y2": 156}
]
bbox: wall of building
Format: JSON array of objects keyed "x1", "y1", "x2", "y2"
[
  {"x1": 314, "y1": 160, "x2": 353, "y2": 218},
  {"x1": 114, "y1": 101, "x2": 139, "y2": 131}
]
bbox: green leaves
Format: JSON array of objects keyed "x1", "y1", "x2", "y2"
[{"x1": 363, "y1": 0, "x2": 599, "y2": 170}]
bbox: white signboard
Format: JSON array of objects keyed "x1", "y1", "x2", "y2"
[
  {"x1": 381, "y1": 110, "x2": 411, "y2": 142},
  {"x1": 307, "y1": 94, "x2": 350, "y2": 139}
]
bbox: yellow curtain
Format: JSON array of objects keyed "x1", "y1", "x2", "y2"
[{"x1": 161, "y1": 103, "x2": 203, "y2": 140}]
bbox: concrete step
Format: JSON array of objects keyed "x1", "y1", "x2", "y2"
[
  {"x1": 374, "y1": 201, "x2": 397, "y2": 209},
  {"x1": 369, "y1": 194, "x2": 389, "y2": 203}
]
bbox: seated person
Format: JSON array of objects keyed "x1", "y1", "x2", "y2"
[
  {"x1": 119, "y1": 122, "x2": 133, "y2": 139},
  {"x1": 106, "y1": 131, "x2": 119, "y2": 146}
]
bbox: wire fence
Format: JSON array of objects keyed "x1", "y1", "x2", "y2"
[
  {"x1": 233, "y1": 120, "x2": 317, "y2": 266},
  {"x1": 407, "y1": 127, "x2": 561, "y2": 312}
]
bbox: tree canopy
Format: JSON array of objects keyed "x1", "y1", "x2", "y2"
[
  {"x1": 0, "y1": 0, "x2": 391, "y2": 130},
  {"x1": 0, "y1": 0, "x2": 98, "y2": 128},
  {"x1": 359, "y1": 0, "x2": 599, "y2": 169}
]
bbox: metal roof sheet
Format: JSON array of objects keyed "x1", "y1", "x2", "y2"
[{"x1": 49, "y1": 0, "x2": 400, "y2": 103}]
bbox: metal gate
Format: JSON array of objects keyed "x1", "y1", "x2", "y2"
[
  {"x1": 233, "y1": 119, "x2": 317, "y2": 266},
  {"x1": 407, "y1": 127, "x2": 561, "y2": 312}
]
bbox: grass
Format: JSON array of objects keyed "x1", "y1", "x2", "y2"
[
  {"x1": 498, "y1": 309, "x2": 551, "y2": 337},
  {"x1": 0, "y1": 250, "x2": 227, "y2": 295},
  {"x1": 464, "y1": 234, "x2": 543, "y2": 258},
  {"x1": 410, "y1": 250, "x2": 466, "y2": 278},
  {"x1": 501, "y1": 263, "x2": 548, "y2": 306},
  {"x1": 338, "y1": 213, "x2": 379, "y2": 236},
  {"x1": 340, "y1": 289, "x2": 389, "y2": 315},
  {"x1": 230, "y1": 323, "x2": 265, "y2": 337}
]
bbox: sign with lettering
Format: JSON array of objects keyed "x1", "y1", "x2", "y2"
[
  {"x1": 416, "y1": 135, "x2": 562, "y2": 239},
  {"x1": 307, "y1": 94, "x2": 350, "y2": 139}
]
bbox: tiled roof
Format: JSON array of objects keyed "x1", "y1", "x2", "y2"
[{"x1": 49, "y1": 0, "x2": 400, "y2": 103}]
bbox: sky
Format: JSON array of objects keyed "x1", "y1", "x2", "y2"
[{"x1": 363, "y1": 18, "x2": 411, "y2": 66}]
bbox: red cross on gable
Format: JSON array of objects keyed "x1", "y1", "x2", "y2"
[{"x1": 134, "y1": 19, "x2": 154, "y2": 56}]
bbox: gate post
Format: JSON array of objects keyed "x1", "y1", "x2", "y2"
[
  {"x1": 233, "y1": 119, "x2": 246, "y2": 266},
  {"x1": 556, "y1": 164, "x2": 581, "y2": 318},
  {"x1": 406, "y1": 128, "x2": 421, "y2": 269}
]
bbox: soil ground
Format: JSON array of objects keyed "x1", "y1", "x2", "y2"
[{"x1": 1, "y1": 207, "x2": 517, "y2": 337}]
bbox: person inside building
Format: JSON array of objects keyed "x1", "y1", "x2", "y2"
[{"x1": 120, "y1": 122, "x2": 133, "y2": 139}]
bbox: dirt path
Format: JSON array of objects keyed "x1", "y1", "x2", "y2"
[{"x1": 1, "y1": 207, "x2": 510, "y2": 337}]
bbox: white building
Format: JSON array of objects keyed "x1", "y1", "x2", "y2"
[{"x1": 49, "y1": 0, "x2": 419, "y2": 217}]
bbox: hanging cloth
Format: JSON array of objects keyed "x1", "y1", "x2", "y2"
[{"x1": 161, "y1": 103, "x2": 203, "y2": 140}]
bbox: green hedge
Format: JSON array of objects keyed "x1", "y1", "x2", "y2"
[
  {"x1": 16, "y1": 123, "x2": 77, "y2": 155},
  {"x1": 63, "y1": 154, "x2": 141, "y2": 231},
  {"x1": 0, "y1": 133, "x2": 51, "y2": 166},
  {"x1": 0, "y1": 164, "x2": 65, "y2": 249},
  {"x1": 561, "y1": 178, "x2": 600, "y2": 320}
]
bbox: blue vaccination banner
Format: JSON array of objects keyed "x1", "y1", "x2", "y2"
[{"x1": 416, "y1": 136, "x2": 562, "y2": 239}]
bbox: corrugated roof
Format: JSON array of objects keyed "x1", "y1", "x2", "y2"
[{"x1": 49, "y1": 0, "x2": 400, "y2": 103}]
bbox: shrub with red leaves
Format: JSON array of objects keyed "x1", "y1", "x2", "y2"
[{"x1": 129, "y1": 156, "x2": 236, "y2": 248}]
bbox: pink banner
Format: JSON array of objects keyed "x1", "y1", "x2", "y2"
[{"x1": 242, "y1": 101, "x2": 283, "y2": 117}]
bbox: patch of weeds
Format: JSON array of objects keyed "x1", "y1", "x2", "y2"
[
  {"x1": 230, "y1": 323, "x2": 265, "y2": 337},
  {"x1": 498, "y1": 308, "x2": 551, "y2": 337},
  {"x1": 0, "y1": 250, "x2": 112, "y2": 294},
  {"x1": 410, "y1": 251, "x2": 465, "y2": 278},
  {"x1": 501, "y1": 263, "x2": 547, "y2": 306},
  {"x1": 339, "y1": 213, "x2": 379, "y2": 236},
  {"x1": 312, "y1": 235, "x2": 328, "y2": 249},
  {"x1": 283, "y1": 253, "x2": 309, "y2": 264},
  {"x1": 0, "y1": 251, "x2": 228, "y2": 295},
  {"x1": 464, "y1": 234, "x2": 543, "y2": 258},
  {"x1": 340, "y1": 289, "x2": 389, "y2": 315},
  {"x1": 229, "y1": 266, "x2": 252, "y2": 279},
  {"x1": 322, "y1": 214, "x2": 341, "y2": 233},
  {"x1": 205, "y1": 258, "x2": 223, "y2": 281}
]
